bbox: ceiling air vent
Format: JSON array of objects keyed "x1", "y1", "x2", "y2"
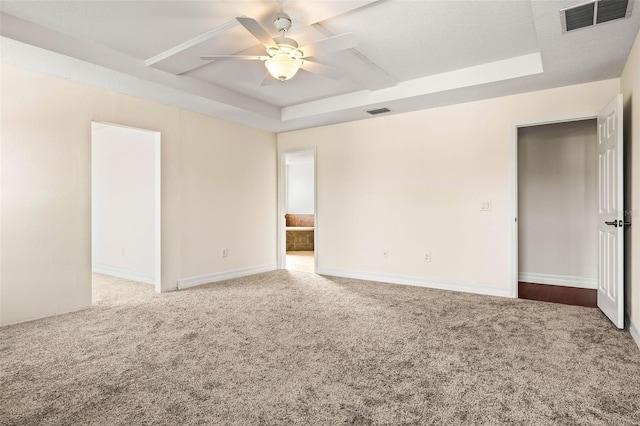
[
  {"x1": 561, "y1": 0, "x2": 633, "y2": 33},
  {"x1": 366, "y1": 108, "x2": 391, "y2": 115}
]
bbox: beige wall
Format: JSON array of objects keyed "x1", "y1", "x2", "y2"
[
  {"x1": 278, "y1": 79, "x2": 619, "y2": 295},
  {"x1": 0, "y1": 64, "x2": 276, "y2": 326},
  {"x1": 518, "y1": 120, "x2": 598, "y2": 285},
  {"x1": 621, "y1": 30, "x2": 640, "y2": 335},
  {"x1": 178, "y1": 111, "x2": 276, "y2": 279}
]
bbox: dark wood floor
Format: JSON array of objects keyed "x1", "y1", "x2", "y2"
[{"x1": 518, "y1": 282, "x2": 597, "y2": 308}]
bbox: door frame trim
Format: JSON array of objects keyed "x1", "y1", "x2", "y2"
[
  {"x1": 277, "y1": 147, "x2": 317, "y2": 272},
  {"x1": 510, "y1": 112, "x2": 598, "y2": 298}
]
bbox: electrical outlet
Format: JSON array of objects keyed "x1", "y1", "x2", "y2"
[
  {"x1": 383, "y1": 249, "x2": 389, "y2": 259},
  {"x1": 221, "y1": 248, "x2": 228, "y2": 258},
  {"x1": 424, "y1": 253, "x2": 432, "y2": 263},
  {"x1": 480, "y1": 201, "x2": 492, "y2": 211}
]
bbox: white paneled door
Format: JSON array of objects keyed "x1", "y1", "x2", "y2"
[{"x1": 597, "y1": 94, "x2": 624, "y2": 329}]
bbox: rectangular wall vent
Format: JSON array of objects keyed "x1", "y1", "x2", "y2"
[
  {"x1": 366, "y1": 108, "x2": 391, "y2": 115},
  {"x1": 561, "y1": 0, "x2": 632, "y2": 33}
]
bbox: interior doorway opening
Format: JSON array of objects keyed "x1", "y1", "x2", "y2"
[
  {"x1": 278, "y1": 148, "x2": 317, "y2": 273},
  {"x1": 512, "y1": 96, "x2": 626, "y2": 329},
  {"x1": 516, "y1": 119, "x2": 598, "y2": 307},
  {"x1": 91, "y1": 122, "x2": 161, "y2": 298}
]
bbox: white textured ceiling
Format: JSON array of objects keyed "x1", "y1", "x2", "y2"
[
  {"x1": 321, "y1": 0, "x2": 540, "y2": 81},
  {"x1": 1, "y1": 0, "x2": 639, "y2": 132}
]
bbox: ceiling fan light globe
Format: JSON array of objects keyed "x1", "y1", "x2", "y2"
[{"x1": 265, "y1": 55, "x2": 302, "y2": 81}]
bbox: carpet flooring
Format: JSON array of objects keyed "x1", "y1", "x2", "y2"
[{"x1": 1, "y1": 271, "x2": 640, "y2": 425}]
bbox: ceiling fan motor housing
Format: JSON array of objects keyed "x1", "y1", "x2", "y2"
[
  {"x1": 274, "y1": 14, "x2": 292, "y2": 33},
  {"x1": 267, "y1": 37, "x2": 302, "y2": 58}
]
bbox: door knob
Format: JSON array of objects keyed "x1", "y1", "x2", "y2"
[{"x1": 605, "y1": 220, "x2": 619, "y2": 227}]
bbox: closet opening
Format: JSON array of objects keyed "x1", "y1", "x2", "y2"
[{"x1": 516, "y1": 119, "x2": 598, "y2": 307}]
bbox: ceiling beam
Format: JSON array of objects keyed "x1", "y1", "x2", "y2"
[
  {"x1": 144, "y1": 20, "x2": 239, "y2": 67},
  {"x1": 281, "y1": 53, "x2": 544, "y2": 121}
]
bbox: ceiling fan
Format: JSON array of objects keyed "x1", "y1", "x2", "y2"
[{"x1": 200, "y1": 13, "x2": 358, "y2": 83}]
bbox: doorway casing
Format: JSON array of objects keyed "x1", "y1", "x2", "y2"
[{"x1": 510, "y1": 112, "x2": 598, "y2": 298}]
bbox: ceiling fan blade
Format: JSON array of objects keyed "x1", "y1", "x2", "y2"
[
  {"x1": 236, "y1": 17, "x2": 278, "y2": 49},
  {"x1": 300, "y1": 60, "x2": 345, "y2": 80},
  {"x1": 200, "y1": 55, "x2": 268, "y2": 61},
  {"x1": 299, "y1": 33, "x2": 358, "y2": 58}
]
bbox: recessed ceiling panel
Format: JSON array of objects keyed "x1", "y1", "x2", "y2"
[
  {"x1": 0, "y1": 1, "x2": 243, "y2": 59},
  {"x1": 0, "y1": 1, "x2": 382, "y2": 61},
  {"x1": 320, "y1": 0, "x2": 540, "y2": 82}
]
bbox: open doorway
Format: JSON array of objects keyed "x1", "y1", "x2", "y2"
[
  {"x1": 512, "y1": 96, "x2": 626, "y2": 329},
  {"x1": 516, "y1": 119, "x2": 598, "y2": 307},
  {"x1": 91, "y1": 122, "x2": 161, "y2": 298},
  {"x1": 278, "y1": 148, "x2": 316, "y2": 273}
]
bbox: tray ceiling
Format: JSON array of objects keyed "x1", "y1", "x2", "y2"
[{"x1": 1, "y1": 0, "x2": 639, "y2": 132}]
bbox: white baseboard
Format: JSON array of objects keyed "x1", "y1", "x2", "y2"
[
  {"x1": 1, "y1": 305, "x2": 91, "y2": 327},
  {"x1": 316, "y1": 268, "x2": 512, "y2": 298},
  {"x1": 92, "y1": 263, "x2": 155, "y2": 285},
  {"x1": 177, "y1": 264, "x2": 277, "y2": 290},
  {"x1": 630, "y1": 323, "x2": 640, "y2": 352},
  {"x1": 518, "y1": 272, "x2": 596, "y2": 289}
]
